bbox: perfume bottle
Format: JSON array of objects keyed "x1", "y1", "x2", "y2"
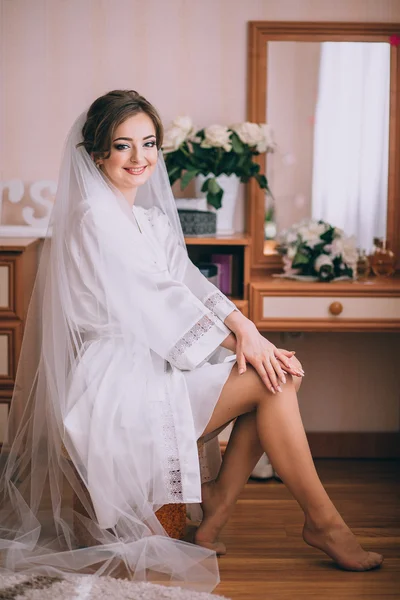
[
  {"x1": 370, "y1": 239, "x2": 396, "y2": 277},
  {"x1": 356, "y1": 249, "x2": 371, "y2": 280}
]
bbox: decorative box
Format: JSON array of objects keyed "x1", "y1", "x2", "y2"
[{"x1": 178, "y1": 209, "x2": 216, "y2": 237}]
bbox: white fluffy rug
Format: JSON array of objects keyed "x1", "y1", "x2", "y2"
[{"x1": 0, "y1": 573, "x2": 230, "y2": 599}]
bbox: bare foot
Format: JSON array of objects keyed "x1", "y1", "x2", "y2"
[
  {"x1": 303, "y1": 515, "x2": 383, "y2": 571},
  {"x1": 194, "y1": 481, "x2": 231, "y2": 556}
]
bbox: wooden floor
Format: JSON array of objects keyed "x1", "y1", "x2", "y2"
[{"x1": 214, "y1": 460, "x2": 400, "y2": 600}]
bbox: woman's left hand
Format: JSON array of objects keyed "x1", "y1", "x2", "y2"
[{"x1": 224, "y1": 311, "x2": 304, "y2": 393}]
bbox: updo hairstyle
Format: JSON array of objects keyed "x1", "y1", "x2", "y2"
[{"x1": 78, "y1": 90, "x2": 164, "y2": 163}]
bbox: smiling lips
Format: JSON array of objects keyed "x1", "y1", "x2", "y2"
[{"x1": 124, "y1": 166, "x2": 147, "y2": 176}]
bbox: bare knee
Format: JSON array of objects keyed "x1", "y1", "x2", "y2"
[
  {"x1": 282, "y1": 353, "x2": 302, "y2": 372},
  {"x1": 293, "y1": 374, "x2": 302, "y2": 392},
  {"x1": 286, "y1": 355, "x2": 303, "y2": 393},
  {"x1": 253, "y1": 367, "x2": 305, "y2": 407}
]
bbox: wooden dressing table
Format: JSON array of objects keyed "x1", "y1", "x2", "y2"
[{"x1": 243, "y1": 21, "x2": 400, "y2": 457}]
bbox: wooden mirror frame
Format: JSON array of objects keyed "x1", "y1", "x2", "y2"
[{"x1": 247, "y1": 21, "x2": 400, "y2": 273}]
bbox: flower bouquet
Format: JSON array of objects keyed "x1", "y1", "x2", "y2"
[
  {"x1": 162, "y1": 117, "x2": 275, "y2": 209},
  {"x1": 276, "y1": 219, "x2": 358, "y2": 282}
]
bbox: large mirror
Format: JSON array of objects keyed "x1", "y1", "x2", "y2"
[
  {"x1": 265, "y1": 41, "x2": 390, "y2": 253},
  {"x1": 247, "y1": 22, "x2": 400, "y2": 271}
]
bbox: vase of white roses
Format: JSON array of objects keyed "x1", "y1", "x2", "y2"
[
  {"x1": 277, "y1": 219, "x2": 358, "y2": 282},
  {"x1": 194, "y1": 173, "x2": 239, "y2": 235},
  {"x1": 162, "y1": 117, "x2": 275, "y2": 235}
]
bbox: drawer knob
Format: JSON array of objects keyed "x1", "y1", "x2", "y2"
[{"x1": 329, "y1": 301, "x2": 343, "y2": 316}]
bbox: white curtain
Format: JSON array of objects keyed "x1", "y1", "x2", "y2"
[{"x1": 311, "y1": 42, "x2": 390, "y2": 252}]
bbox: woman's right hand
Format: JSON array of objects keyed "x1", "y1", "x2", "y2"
[{"x1": 225, "y1": 311, "x2": 304, "y2": 393}]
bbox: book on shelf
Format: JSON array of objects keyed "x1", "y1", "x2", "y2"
[{"x1": 210, "y1": 254, "x2": 233, "y2": 296}]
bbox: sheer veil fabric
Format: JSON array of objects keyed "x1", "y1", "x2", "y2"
[{"x1": 0, "y1": 113, "x2": 220, "y2": 590}]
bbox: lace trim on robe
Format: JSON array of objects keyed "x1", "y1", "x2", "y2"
[
  {"x1": 204, "y1": 291, "x2": 226, "y2": 312},
  {"x1": 168, "y1": 314, "x2": 217, "y2": 366},
  {"x1": 161, "y1": 364, "x2": 183, "y2": 503}
]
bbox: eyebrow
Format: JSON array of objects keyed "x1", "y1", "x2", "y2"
[{"x1": 113, "y1": 135, "x2": 156, "y2": 142}]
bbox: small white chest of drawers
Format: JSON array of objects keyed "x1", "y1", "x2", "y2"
[{"x1": 0, "y1": 238, "x2": 40, "y2": 444}]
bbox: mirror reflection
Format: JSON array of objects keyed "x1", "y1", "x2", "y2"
[{"x1": 264, "y1": 41, "x2": 390, "y2": 255}]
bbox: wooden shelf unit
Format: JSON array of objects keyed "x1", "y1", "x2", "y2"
[
  {"x1": 185, "y1": 235, "x2": 251, "y2": 317},
  {"x1": 184, "y1": 234, "x2": 250, "y2": 246}
]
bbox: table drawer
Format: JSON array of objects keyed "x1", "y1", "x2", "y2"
[
  {"x1": 0, "y1": 399, "x2": 9, "y2": 445},
  {"x1": 0, "y1": 324, "x2": 22, "y2": 388},
  {"x1": 0, "y1": 262, "x2": 15, "y2": 316},
  {"x1": 252, "y1": 291, "x2": 400, "y2": 331}
]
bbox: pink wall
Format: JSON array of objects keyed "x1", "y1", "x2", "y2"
[{"x1": 1, "y1": 0, "x2": 400, "y2": 182}]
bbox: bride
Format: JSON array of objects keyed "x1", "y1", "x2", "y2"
[{"x1": 0, "y1": 90, "x2": 382, "y2": 591}]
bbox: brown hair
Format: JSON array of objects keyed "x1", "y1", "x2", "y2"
[{"x1": 78, "y1": 90, "x2": 163, "y2": 162}]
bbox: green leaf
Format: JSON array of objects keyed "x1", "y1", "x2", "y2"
[
  {"x1": 180, "y1": 169, "x2": 198, "y2": 189},
  {"x1": 167, "y1": 165, "x2": 182, "y2": 186},
  {"x1": 231, "y1": 132, "x2": 244, "y2": 154},
  {"x1": 207, "y1": 188, "x2": 223, "y2": 210},
  {"x1": 207, "y1": 177, "x2": 222, "y2": 196},
  {"x1": 292, "y1": 251, "x2": 309, "y2": 267},
  {"x1": 201, "y1": 178, "x2": 211, "y2": 193},
  {"x1": 255, "y1": 173, "x2": 268, "y2": 189}
]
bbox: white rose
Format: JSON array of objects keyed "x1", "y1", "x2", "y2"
[
  {"x1": 256, "y1": 124, "x2": 276, "y2": 153},
  {"x1": 172, "y1": 116, "x2": 194, "y2": 135},
  {"x1": 297, "y1": 229, "x2": 320, "y2": 248},
  {"x1": 298, "y1": 221, "x2": 326, "y2": 248},
  {"x1": 308, "y1": 221, "x2": 327, "y2": 237},
  {"x1": 330, "y1": 238, "x2": 344, "y2": 258},
  {"x1": 162, "y1": 116, "x2": 195, "y2": 153},
  {"x1": 330, "y1": 235, "x2": 357, "y2": 267},
  {"x1": 286, "y1": 231, "x2": 298, "y2": 245},
  {"x1": 230, "y1": 122, "x2": 261, "y2": 146},
  {"x1": 201, "y1": 125, "x2": 232, "y2": 152},
  {"x1": 314, "y1": 254, "x2": 334, "y2": 272},
  {"x1": 162, "y1": 126, "x2": 187, "y2": 154}
]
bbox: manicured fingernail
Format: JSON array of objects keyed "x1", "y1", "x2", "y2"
[
  {"x1": 281, "y1": 376, "x2": 287, "y2": 384},
  {"x1": 239, "y1": 368, "x2": 245, "y2": 375},
  {"x1": 277, "y1": 386, "x2": 282, "y2": 393}
]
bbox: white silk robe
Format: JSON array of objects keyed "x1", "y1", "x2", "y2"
[{"x1": 63, "y1": 202, "x2": 237, "y2": 527}]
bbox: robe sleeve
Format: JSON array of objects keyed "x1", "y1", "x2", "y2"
[
  {"x1": 146, "y1": 207, "x2": 239, "y2": 323},
  {"x1": 72, "y1": 204, "x2": 231, "y2": 371}
]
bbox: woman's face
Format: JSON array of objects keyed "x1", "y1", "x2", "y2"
[{"x1": 98, "y1": 112, "x2": 158, "y2": 199}]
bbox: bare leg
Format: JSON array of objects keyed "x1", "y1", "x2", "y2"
[
  {"x1": 196, "y1": 373, "x2": 302, "y2": 554},
  {"x1": 196, "y1": 411, "x2": 263, "y2": 554},
  {"x1": 196, "y1": 363, "x2": 383, "y2": 571}
]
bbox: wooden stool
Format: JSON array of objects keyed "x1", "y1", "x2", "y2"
[{"x1": 61, "y1": 446, "x2": 186, "y2": 545}]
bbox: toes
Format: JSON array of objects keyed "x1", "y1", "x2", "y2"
[
  {"x1": 367, "y1": 552, "x2": 384, "y2": 570},
  {"x1": 351, "y1": 552, "x2": 384, "y2": 572}
]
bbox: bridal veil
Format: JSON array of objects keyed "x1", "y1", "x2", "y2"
[{"x1": 0, "y1": 111, "x2": 220, "y2": 591}]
